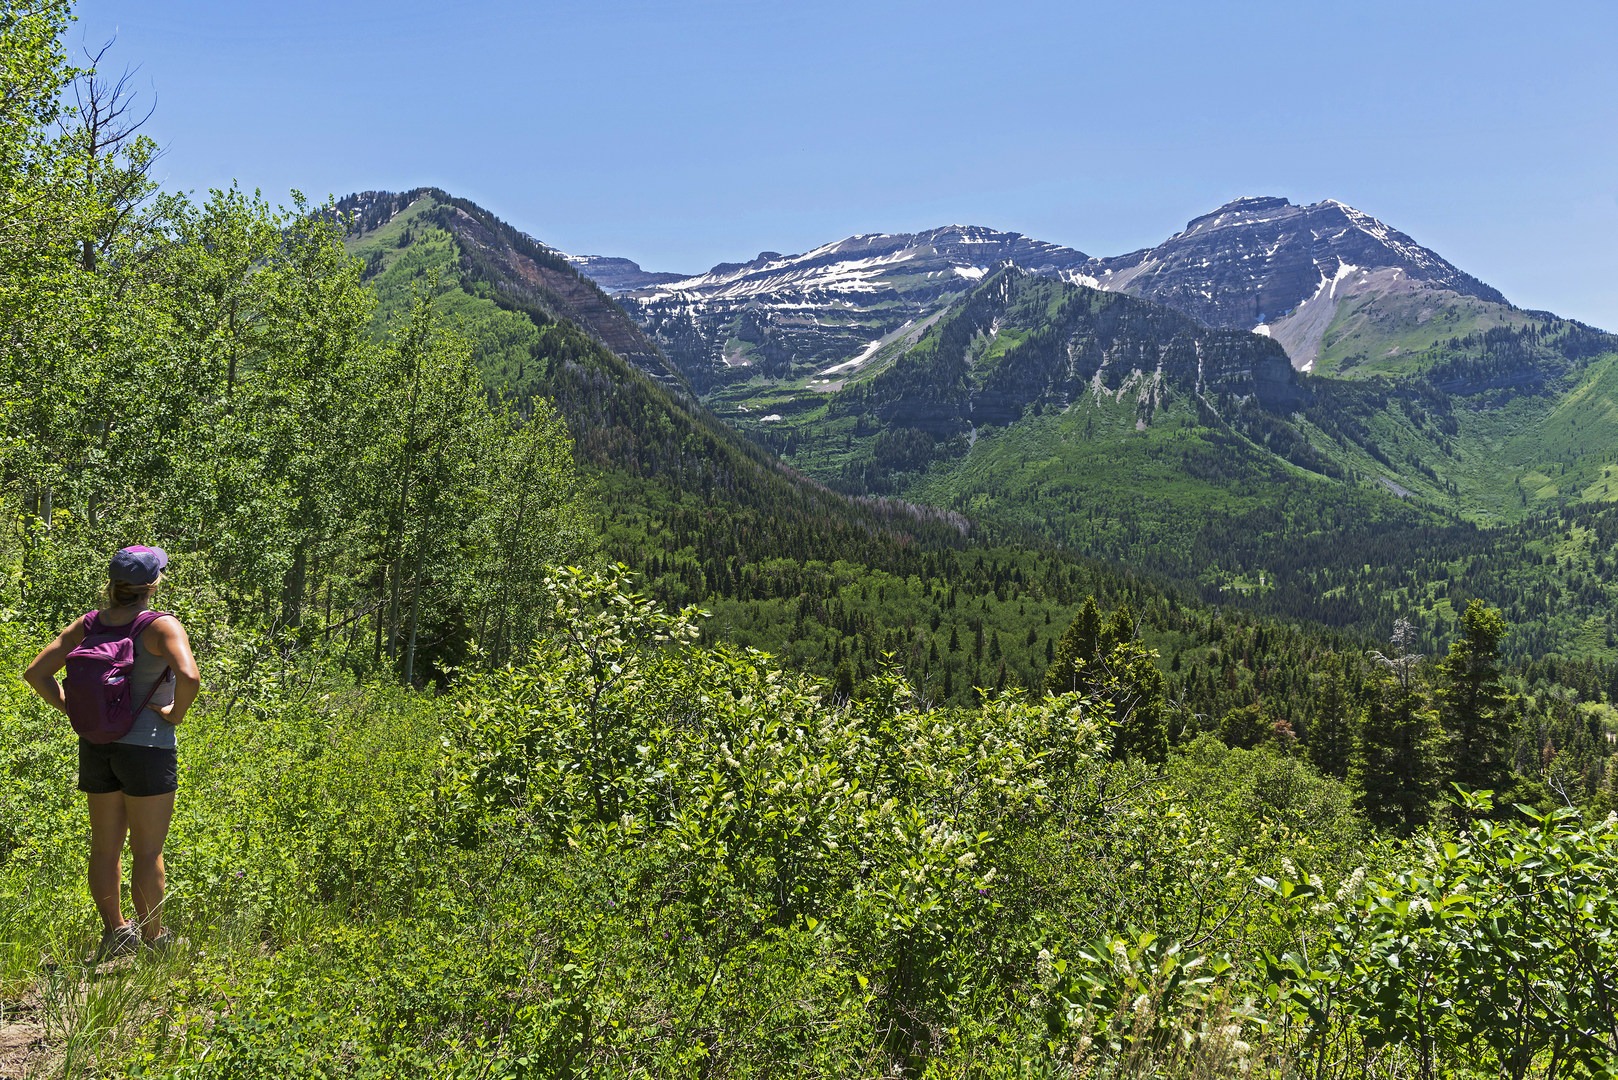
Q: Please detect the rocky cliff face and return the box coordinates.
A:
[1077,196,1512,370]
[603,226,1091,391]
[564,255,689,294]
[836,268,1302,444]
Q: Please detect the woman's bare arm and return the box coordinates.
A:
[143,616,201,725]
[23,616,88,715]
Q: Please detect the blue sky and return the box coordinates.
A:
[70,1,1618,329]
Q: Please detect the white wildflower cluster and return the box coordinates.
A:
[1334,866,1368,903]
[1035,947,1055,984]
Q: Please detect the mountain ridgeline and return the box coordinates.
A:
[602,225,1092,393]
[339,188,684,386]
[1090,197,1618,396]
[340,187,1618,674]
[588,195,1612,389]
[1089,195,1508,313]
[336,189,988,604]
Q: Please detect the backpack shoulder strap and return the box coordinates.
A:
[81,610,101,636]
[131,610,176,712]
[131,610,170,636]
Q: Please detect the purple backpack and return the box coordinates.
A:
[63,610,173,744]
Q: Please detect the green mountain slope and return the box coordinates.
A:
[1517,353,1618,501]
[739,269,1307,487]
[1284,328,1618,526]
[715,266,1618,661]
[1311,277,1538,377]
[742,267,1388,530]
[342,189,685,385]
[338,190,974,595]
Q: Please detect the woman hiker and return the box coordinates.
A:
[23,546,201,960]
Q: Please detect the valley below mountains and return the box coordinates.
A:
[340,187,1618,672]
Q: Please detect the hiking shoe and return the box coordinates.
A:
[141,929,177,956]
[91,922,140,963]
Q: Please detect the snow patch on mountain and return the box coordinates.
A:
[822,338,886,376]
[632,225,1089,304]
[624,227,1092,388]
[1330,261,1360,297]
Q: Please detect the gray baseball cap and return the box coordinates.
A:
[109,546,168,585]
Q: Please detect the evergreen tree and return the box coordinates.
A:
[1102,601,1136,654]
[1045,595,1102,694]
[1353,622,1445,832]
[1047,597,1168,762]
[1095,639,1170,764]
[1308,657,1356,781]
[1436,599,1513,794]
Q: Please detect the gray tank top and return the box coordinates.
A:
[99,611,178,750]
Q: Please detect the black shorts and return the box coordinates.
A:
[77,740,178,797]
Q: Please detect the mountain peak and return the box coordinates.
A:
[626,226,1088,302]
[1227,195,1292,210]
[1183,195,1294,232]
[1085,195,1509,367]
[338,187,685,385]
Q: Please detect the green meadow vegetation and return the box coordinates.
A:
[6,568,1618,1076]
[3,4,1618,1076]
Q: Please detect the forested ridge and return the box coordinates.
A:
[3,6,1618,1076]
[727,265,1618,666]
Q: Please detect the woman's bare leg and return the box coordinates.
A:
[125,791,175,940]
[86,792,129,932]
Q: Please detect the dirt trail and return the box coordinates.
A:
[0,990,45,1079]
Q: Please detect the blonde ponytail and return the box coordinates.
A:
[105,573,162,608]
